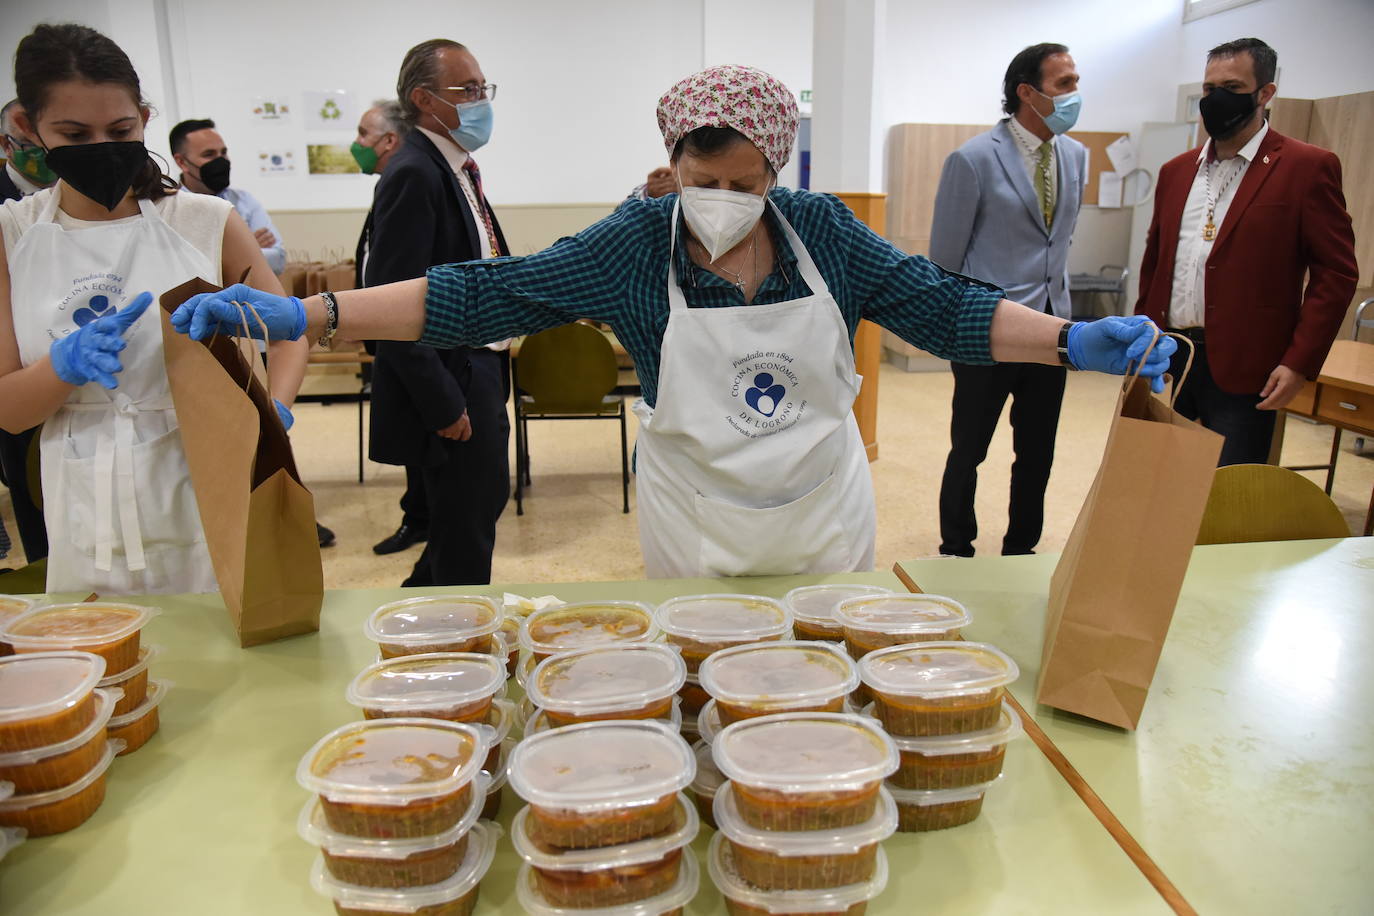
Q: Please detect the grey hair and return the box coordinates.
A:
[0,99,21,136]
[371,98,410,137]
[396,39,466,125]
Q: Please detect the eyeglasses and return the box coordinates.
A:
[436,84,497,102]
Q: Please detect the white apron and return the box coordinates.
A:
[634,200,876,578]
[10,189,219,594]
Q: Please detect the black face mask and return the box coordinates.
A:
[196,156,231,193]
[43,140,149,211]
[1198,87,1260,141]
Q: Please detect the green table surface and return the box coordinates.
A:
[0,571,1172,915]
[895,537,1374,916]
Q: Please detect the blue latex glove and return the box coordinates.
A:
[273,399,295,431]
[1066,316,1178,393]
[49,292,154,389]
[169,283,307,342]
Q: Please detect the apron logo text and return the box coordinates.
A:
[727,350,806,439]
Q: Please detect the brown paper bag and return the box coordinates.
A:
[1036,337,1222,729]
[323,259,356,293]
[159,278,323,646]
[278,262,307,298]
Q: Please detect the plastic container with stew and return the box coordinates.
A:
[519,601,658,663]
[510,794,698,908]
[0,596,37,656]
[711,713,898,832]
[4,603,156,675]
[526,644,686,727]
[480,699,515,774]
[654,595,791,673]
[858,642,1018,737]
[508,719,695,849]
[679,673,710,717]
[347,652,506,724]
[712,781,896,891]
[297,719,486,839]
[833,595,970,660]
[0,687,118,792]
[481,738,513,822]
[0,739,122,836]
[495,616,521,676]
[888,778,1000,832]
[310,819,501,916]
[688,739,724,830]
[873,702,1020,790]
[708,830,889,915]
[699,641,858,725]
[365,596,502,659]
[523,698,683,740]
[515,843,700,916]
[783,584,893,643]
[0,650,105,751]
[97,644,157,716]
[300,771,490,890]
[107,679,169,756]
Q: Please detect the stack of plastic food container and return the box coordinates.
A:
[781,584,894,643]
[858,641,1021,831]
[509,720,700,915]
[364,596,504,660]
[708,713,898,913]
[3,603,166,756]
[0,652,124,836]
[654,594,792,736]
[833,594,971,661]
[296,718,500,914]
[344,652,516,822]
[522,644,686,737]
[515,600,659,685]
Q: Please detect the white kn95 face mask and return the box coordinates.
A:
[677,170,770,262]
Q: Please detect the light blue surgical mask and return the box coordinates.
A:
[1032,88,1081,135]
[426,90,494,152]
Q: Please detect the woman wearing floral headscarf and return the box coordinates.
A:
[172,65,1173,578]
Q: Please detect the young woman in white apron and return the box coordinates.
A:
[172,65,1175,579]
[0,23,307,594]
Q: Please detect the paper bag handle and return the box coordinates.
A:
[207,268,276,397]
[1121,327,1194,409]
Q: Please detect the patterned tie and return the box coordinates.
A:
[1036,142,1053,230]
[461,158,502,257]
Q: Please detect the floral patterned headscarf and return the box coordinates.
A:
[656,65,800,173]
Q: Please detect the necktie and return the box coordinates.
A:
[1036,142,1053,230]
[461,158,502,257]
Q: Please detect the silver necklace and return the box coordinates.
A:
[696,230,758,293]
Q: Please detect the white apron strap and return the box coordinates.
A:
[666,200,689,313]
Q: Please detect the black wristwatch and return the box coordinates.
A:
[1057,322,1078,370]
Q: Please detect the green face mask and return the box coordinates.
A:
[8,141,57,185]
[349,140,380,175]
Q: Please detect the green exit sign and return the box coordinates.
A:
[800,89,813,103]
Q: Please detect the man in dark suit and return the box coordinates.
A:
[0,99,54,562]
[366,39,510,586]
[1135,38,1357,465]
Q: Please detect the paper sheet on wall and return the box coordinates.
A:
[258,149,296,176]
[1098,172,1123,209]
[302,90,356,132]
[1106,135,1137,175]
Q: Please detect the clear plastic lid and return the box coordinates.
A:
[519,601,658,656]
[783,584,893,629]
[885,776,1001,807]
[0,650,106,725]
[523,698,683,739]
[298,771,490,858]
[0,740,123,811]
[0,596,37,630]
[296,718,485,807]
[698,641,858,708]
[107,679,169,729]
[96,645,159,688]
[714,782,897,854]
[510,793,698,871]
[508,719,696,812]
[0,825,23,863]
[346,652,507,714]
[309,819,501,914]
[712,712,898,793]
[690,740,725,796]
[699,698,869,744]
[833,594,971,634]
[0,687,119,766]
[868,701,1021,754]
[516,840,700,916]
[858,641,1019,699]
[364,595,502,647]
[3,603,157,649]
[654,594,791,642]
[526,644,687,716]
[708,831,888,913]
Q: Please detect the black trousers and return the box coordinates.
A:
[0,426,48,562]
[939,361,1067,557]
[1166,332,1275,466]
[402,352,510,587]
[399,464,429,530]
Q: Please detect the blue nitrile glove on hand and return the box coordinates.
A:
[49,291,154,389]
[1066,316,1178,393]
[169,283,307,342]
[273,399,295,431]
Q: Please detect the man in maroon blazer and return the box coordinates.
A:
[1135,38,1358,465]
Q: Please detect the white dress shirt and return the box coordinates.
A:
[1168,121,1269,329]
[1007,115,1057,211]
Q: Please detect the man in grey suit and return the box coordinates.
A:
[930,43,1087,557]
